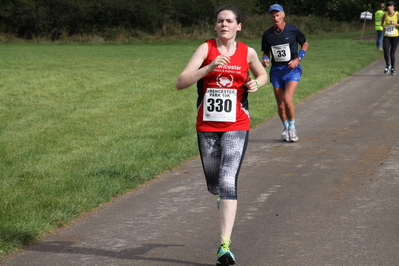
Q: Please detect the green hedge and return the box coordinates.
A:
[0,0,377,40]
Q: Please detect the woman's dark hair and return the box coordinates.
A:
[215,5,242,24]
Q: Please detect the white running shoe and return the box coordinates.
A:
[281,129,289,141]
[288,129,298,142]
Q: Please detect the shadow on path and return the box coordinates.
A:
[28,242,211,266]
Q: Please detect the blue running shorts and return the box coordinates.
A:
[270,64,302,89]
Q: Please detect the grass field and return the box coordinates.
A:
[0,30,382,258]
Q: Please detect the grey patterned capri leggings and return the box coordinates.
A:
[197,130,249,200]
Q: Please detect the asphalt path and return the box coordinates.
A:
[2,55,399,266]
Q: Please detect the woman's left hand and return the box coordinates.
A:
[245,76,258,93]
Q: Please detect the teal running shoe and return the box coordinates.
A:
[216,239,235,265]
[217,195,220,210]
[384,65,391,74]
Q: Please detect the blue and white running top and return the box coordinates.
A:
[261,23,306,66]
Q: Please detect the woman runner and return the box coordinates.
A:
[382,1,399,75]
[176,5,267,265]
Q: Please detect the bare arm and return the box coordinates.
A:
[246,47,268,93]
[288,41,309,69]
[381,13,386,29]
[300,41,309,53]
[176,43,231,90]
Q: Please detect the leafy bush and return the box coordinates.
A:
[0,0,377,41]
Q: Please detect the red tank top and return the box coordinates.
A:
[196,39,250,132]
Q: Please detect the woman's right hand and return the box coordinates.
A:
[212,54,231,69]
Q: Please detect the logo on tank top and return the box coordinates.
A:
[216,74,234,88]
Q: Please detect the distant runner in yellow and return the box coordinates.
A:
[382,1,399,75]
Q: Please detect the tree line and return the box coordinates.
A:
[0,0,378,40]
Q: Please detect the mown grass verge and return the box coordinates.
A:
[0,30,382,259]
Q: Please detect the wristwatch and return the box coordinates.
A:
[297,56,302,61]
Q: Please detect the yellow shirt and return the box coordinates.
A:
[384,11,399,37]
